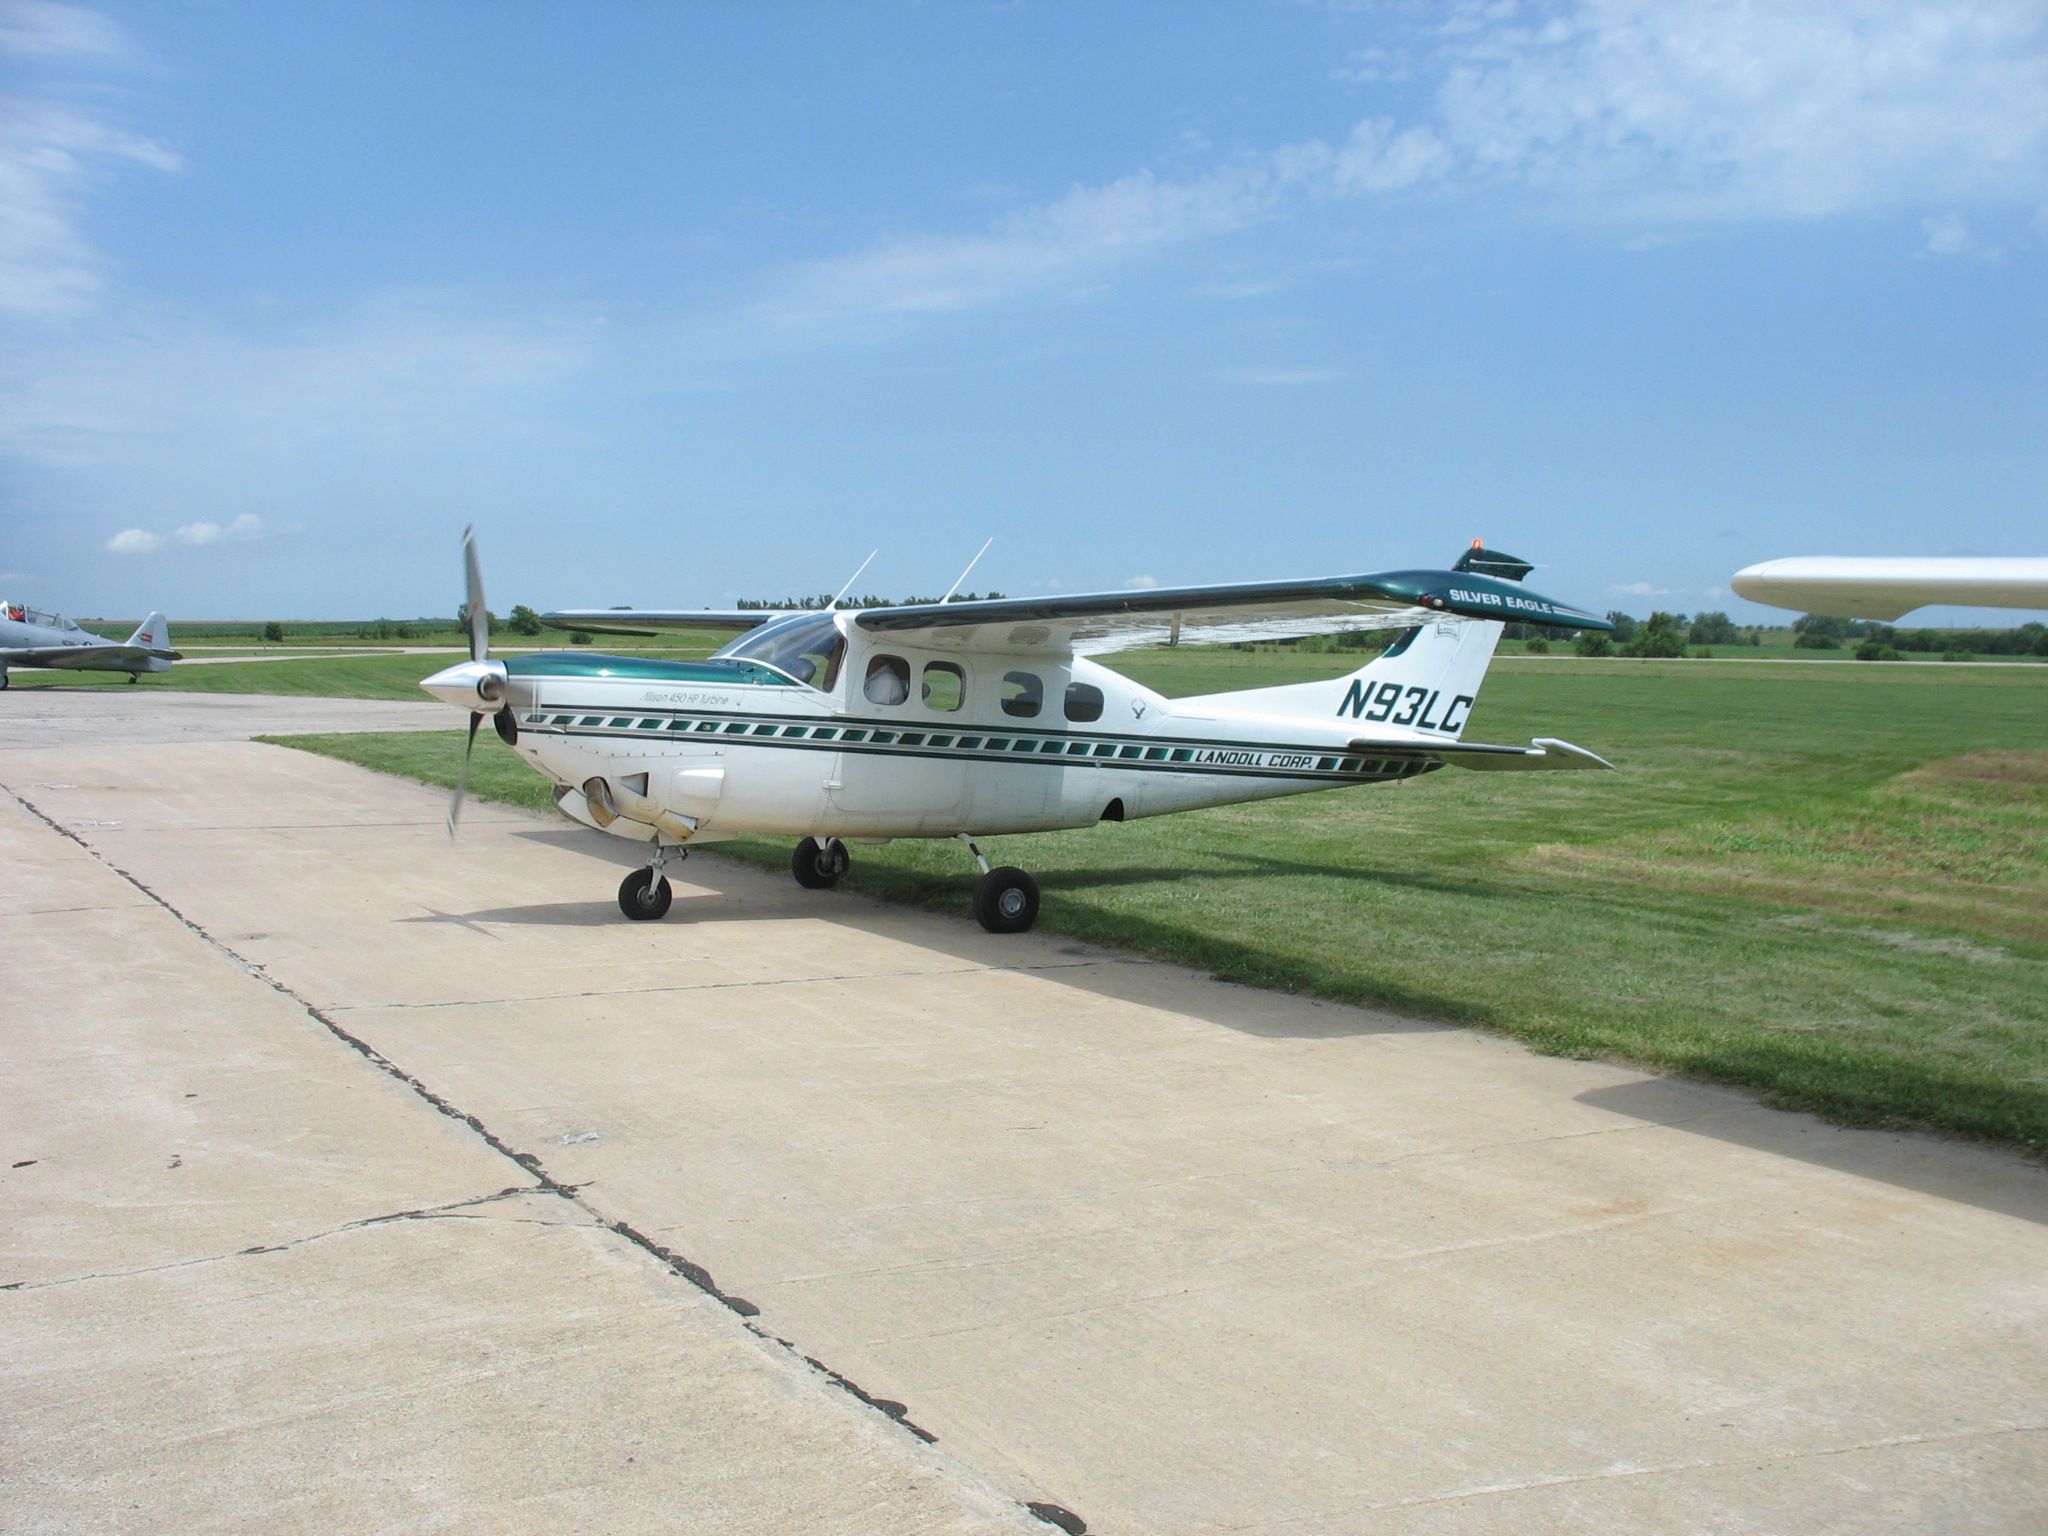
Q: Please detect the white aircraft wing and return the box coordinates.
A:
[851,567,1612,658]
[539,609,794,637]
[1731,557,2048,620]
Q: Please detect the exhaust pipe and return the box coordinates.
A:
[582,776,698,842]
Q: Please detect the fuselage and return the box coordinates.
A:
[462,612,1443,846]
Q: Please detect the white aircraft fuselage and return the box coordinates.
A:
[423,537,1611,931]
[470,638,1449,847]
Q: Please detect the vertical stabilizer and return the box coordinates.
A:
[127,613,170,652]
[1181,616,1503,739]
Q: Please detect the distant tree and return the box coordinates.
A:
[263,621,286,643]
[1523,636,1549,654]
[508,604,545,635]
[1575,632,1613,657]
[455,602,497,632]
[1854,640,1903,661]
[1793,613,1852,642]
[1621,611,1687,658]
[1793,631,1840,650]
[1687,610,1739,646]
[570,630,594,645]
[1604,610,1639,644]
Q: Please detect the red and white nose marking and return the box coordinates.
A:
[420,658,509,712]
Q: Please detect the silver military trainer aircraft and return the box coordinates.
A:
[423,533,1614,932]
[0,602,180,688]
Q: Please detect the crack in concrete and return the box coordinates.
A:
[5,783,1091,1534]
[3,1186,565,1292]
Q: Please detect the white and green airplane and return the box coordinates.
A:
[423,533,1614,932]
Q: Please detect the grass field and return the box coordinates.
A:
[249,648,2048,1155]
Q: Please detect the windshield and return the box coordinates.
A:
[713,612,846,690]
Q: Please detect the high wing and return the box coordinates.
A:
[540,609,792,638]
[851,563,1611,658]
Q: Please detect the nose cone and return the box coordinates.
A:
[420,658,508,711]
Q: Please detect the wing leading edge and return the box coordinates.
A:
[854,563,1610,657]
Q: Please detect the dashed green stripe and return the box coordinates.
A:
[522,709,1430,783]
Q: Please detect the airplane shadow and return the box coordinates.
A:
[1576,1078,2048,1228]
[436,829,2047,1223]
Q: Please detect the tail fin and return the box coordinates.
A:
[127,612,171,652]
[1179,543,1546,738]
[1182,616,1502,738]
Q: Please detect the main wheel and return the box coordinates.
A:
[618,867,673,921]
[974,866,1039,934]
[791,836,849,889]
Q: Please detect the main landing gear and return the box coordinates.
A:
[789,834,1040,934]
[791,835,850,889]
[618,846,686,921]
[960,834,1039,935]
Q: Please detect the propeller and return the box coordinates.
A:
[446,525,516,836]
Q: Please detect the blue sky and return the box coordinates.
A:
[3,0,2045,624]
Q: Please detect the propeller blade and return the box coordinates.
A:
[463,524,489,663]
[447,711,482,837]
[493,706,518,746]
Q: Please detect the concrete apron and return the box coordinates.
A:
[3,738,2044,1535]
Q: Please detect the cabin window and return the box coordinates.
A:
[1001,670,1042,718]
[1064,683,1105,723]
[864,654,910,706]
[921,661,965,712]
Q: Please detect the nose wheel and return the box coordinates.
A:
[618,846,685,921]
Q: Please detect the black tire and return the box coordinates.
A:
[618,867,673,921]
[791,836,849,889]
[974,866,1039,934]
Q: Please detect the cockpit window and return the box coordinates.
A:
[714,612,846,690]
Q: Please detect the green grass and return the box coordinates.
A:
[250,649,2047,1153]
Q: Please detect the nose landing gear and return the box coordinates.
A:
[618,846,686,921]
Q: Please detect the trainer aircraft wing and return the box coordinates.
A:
[852,564,1612,658]
[540,609,793,638]
[0,642,180,668]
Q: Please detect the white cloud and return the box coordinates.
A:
[770,2,2047,329]
[104,527,161,554]
[0,1,130,61]
[1606,580,1671,597]
[1423,0,2048,225]
[1125,574,1160,590]
[1,6,181,321]
[174,512,263,547]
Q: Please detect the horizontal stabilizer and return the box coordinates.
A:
[1348,735,1614,772]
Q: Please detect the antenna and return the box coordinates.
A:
[939,537,994,604]
[828,549,878,610]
